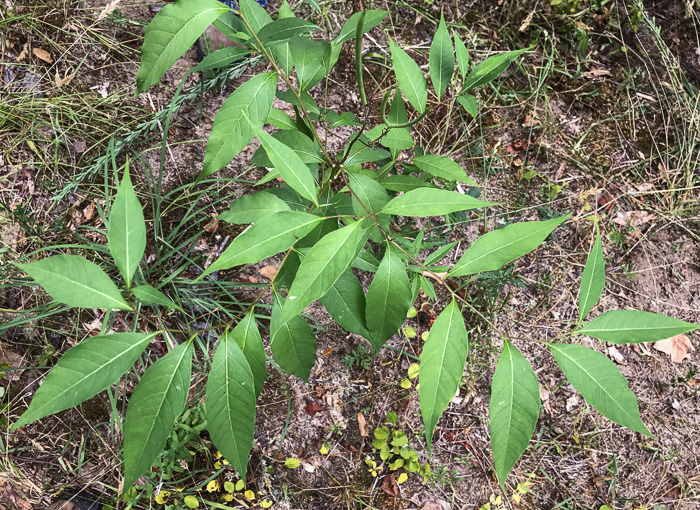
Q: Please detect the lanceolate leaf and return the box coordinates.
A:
[17,255,132,310]
[319,270,371,340]
[280,221,369,324]
[255,18,319,47]
[549,343,651,436]
[249,120,320,206]
[193,47,250,72]
[108,165,146,288]
[453,30,469,81]
[231,308,266,398]
[577,310,700,344]
[389,37,427,113]
[347,173,389,216]
[490,341,540,489]
[239,0,272,33]
[457,94,478,118]
[290,36,331,91]
[217,191,291,225]
[123,341,194,489]
[449,215,569,277]
[136,0,230,92]
[419,299,468,451]
[335,10,389,45]
[270,291,316,381]
[462,48,528,92]
[13,333,157,429]
[578,227,605,323]
[380,188,496,217]
[412,154,476,184]
[251,130,324,167]
[366,244,412,350]
[429,13,454,101]
[206,331,256,477]
[132,285,184,312]
[200,211,323,279]
[203,72,277,178]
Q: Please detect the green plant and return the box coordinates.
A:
[365,413,430,482]
[341,345,374,370]
[10,0,700,496]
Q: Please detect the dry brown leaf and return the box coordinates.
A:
[583,68,611,78]
[0,347,23,381]
[607,345,626,364]
[357,413,369,437]
[97,0,122,21]
[55,69,75,87]
[422,270,447,281]
[259,265,277,280]
[654,334,694,363]
[613,210,655,227]
[33,47,53,63]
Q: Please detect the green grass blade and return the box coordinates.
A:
[13,333,157,429]
[419,299,468,451]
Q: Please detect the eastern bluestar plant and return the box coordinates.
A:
[12,0,699,495]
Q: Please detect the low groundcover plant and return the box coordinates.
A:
[12,0,699,496]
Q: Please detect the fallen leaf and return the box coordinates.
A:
[607,345,626,364]
[381,473,398,497]
[248,276,258,283]
[72,140,87,153]
[55,69,75,87]
[304,401,324,416]
[0,348,23,382]
[613,210,655,227]
[357,413,369,437]
[654,334,694,363]
[33,47,53,63]
[259,265,276,280]
[583,68,611,78]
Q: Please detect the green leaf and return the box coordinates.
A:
[279,221,369,324]
[389,37,427,113]
[12,333,157,429]
[347,173,389,216]
[549,343,651,436]
[239,0,272,33]
[132,285,184,313]
[578,227,605,323]
[290,36,331,91]
[251,130,324,167]
[490,341,540,489]
[217,191,291,224]
[412,154,476,184]
[378,175,435,192]
[449,215,569,277]
[319,270,371,340]
[380,188,495,217]
[200,211,323,279]
[365,124,414,151]
[453,30,469,81]
[108,166,146,289]
[270,291,316,381]
[462,48,527,92]
[457,94,478,118]
[17,255,132,310]
[231,308,266,399]
[366,244,413,350]
[123,341,194,489]
[267,107,297,130]
[248,118,319,206]
[203,72,277,178]
[136,0,230,92]
[429,13,454,101]
[343,145,391,166]
[256,18,319,47]
[419,299,468,451]
[206,331,256,477]
[577,310,700,344]
[335,10,389,45]
[193,46,250,72]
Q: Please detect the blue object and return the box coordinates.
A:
[219,0,269,8]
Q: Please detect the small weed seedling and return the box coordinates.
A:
[10,0,700,497]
